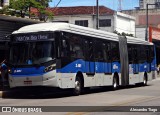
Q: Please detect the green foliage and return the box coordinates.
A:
[0,6,9,14]
[114,30,134,37]
[9,0,53,21]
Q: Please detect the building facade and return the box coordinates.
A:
[122,8,160,39]
[139,0,160,9]
[40,6,135,36]
[0,0,9,8]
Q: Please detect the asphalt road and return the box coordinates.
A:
[0,78,160,115]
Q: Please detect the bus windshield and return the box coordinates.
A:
[9,41,55,66]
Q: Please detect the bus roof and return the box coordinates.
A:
[12,22,153,45]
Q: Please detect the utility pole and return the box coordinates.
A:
[145,3,160,41]
[96,0,99,29]
[145,4,148,41]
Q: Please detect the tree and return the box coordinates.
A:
[9,0,53,21]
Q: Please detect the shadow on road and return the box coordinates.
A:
[2,84,152,99]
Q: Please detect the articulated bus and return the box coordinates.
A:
[8,23,156,95]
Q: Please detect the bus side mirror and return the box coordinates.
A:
[1,63,7,70]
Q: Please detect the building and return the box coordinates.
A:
[122,1,160,39]
[0,14,41,63]
[139,0,160,9]
[0,0,9,8]
[122,1,160,64]
[31,6,135,36]
[122,8,160,39]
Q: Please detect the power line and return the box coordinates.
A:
[53,0,62,12]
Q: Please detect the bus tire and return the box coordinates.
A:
[72,76,82,96]
[113,75,119,90]
[143,73,147,86]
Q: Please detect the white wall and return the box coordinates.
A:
[142,0,156,9]
[3,0,9,6]
[135,27,146,40]
[53,15,94,28]
[115,12,135,36]
[52,12,136,36]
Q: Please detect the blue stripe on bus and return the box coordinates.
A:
[56,59,121,73]
[10,58,156,77]
[139,62,148,72]
[11,66,45,76]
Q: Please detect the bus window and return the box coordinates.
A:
[150,46,155,62]
[102,43,107,61]
[10,43,28,65]
[139,45,147,63]
[111,42,120,62]
[61,33,70,57]
[105,42,111,62]
[94,40,104,61]
[145,45,150,63]
[128,44,133,64]
[69,34,84,59]
[132,45,138,63]
[84,38,94,61]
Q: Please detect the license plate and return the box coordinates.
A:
[24,80,32,85]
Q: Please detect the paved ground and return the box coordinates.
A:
[0,77,160,115]
[0,75,160,98]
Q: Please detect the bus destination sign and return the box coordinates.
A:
[13,33,52,42]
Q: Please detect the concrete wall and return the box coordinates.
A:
[115,12,136,36]
[52,12,136,35]
[53,15,94,28]
[122,9,160,26]
[140,0,156,9]
[135,27,146,40]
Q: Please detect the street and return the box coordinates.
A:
[0,78,160,115]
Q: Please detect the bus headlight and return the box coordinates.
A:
[8,68,12,74]
[44,64,56,73]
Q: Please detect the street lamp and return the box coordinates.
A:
[146,3,160,41]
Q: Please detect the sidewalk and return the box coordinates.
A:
[0,83,10,98]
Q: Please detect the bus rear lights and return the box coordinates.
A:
[44,64,56,72]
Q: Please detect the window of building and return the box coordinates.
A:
[99,19,111,27]
[75,20,88,27]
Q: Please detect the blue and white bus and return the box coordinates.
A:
[8,23,156,95]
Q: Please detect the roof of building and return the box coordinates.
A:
[31,6,115,16]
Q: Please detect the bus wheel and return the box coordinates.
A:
[72,77,82,96]
[113,76,118,90]
[143,74,147,86]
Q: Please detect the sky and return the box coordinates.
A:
[49,0,139,11]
